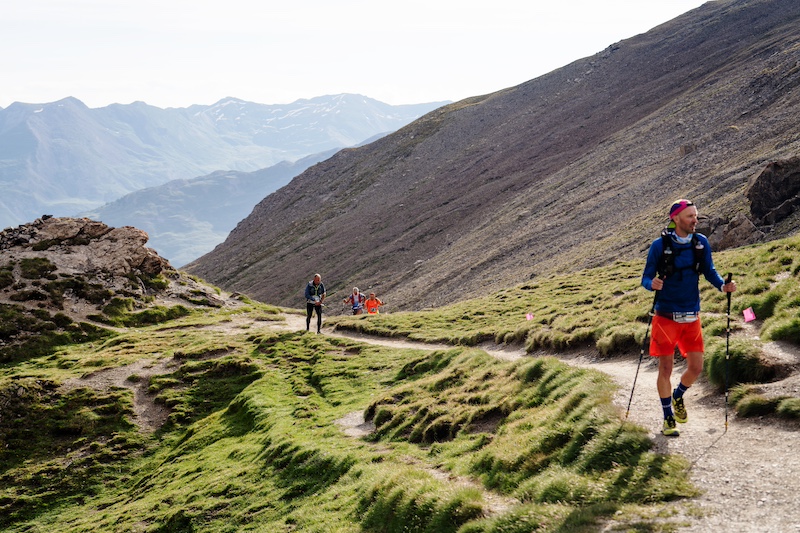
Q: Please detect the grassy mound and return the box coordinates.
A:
[4,233,800,531]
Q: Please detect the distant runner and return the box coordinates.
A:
[641,199,736,436]
[304,273,326,333]
[364,292,384,314]
[343,287,366,315]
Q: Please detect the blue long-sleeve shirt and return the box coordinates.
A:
[641,232,725,314]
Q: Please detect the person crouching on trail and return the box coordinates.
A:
[305,273,326,333]
[364,292,384,314]
[641,199,736,437]
[343,287,365,315]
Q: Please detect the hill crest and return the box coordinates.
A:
[186,0,800,310]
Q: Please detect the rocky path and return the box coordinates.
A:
[314,315,800,532]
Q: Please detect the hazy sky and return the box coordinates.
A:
[2,0,709,109]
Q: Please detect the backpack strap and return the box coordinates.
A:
[690,234,705,274]
[657,230,675,278]
[657,230,705,278]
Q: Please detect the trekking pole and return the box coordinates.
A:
[625,285,660,419]
[724,272,733,432]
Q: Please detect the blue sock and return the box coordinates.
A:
[661,397,673,419]
[673,382,689,399]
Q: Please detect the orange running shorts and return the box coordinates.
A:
[649,314,704,357]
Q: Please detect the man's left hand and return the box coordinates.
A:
[722,281,737,293]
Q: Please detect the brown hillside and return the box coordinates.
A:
[186,0,800,310]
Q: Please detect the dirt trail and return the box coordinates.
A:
[62,358,175,433]
[68,311,800,531]
[312,314,800,532]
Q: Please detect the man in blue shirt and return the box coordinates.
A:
[642,199,736,436]
[304,273,326,333]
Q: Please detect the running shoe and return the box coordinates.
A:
[672,396,688,423]
[662,415,680,436]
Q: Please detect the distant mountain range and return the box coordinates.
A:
[0,94,448,230]
[80,148,340,266]
[186,0,800,310]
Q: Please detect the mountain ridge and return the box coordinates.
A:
[0,94,447,228]
[80,148,342,266]
[186,0,800,310]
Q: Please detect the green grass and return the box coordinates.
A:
[3,233,800,531]
[332,235,800,347]
[331,233,800,416]
[0,303,696,532]
[89,302,192,327]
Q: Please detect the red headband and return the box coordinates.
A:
[669,199,694,220]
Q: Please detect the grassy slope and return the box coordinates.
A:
[333,233,800,410]
[1,311,691,532]
[2,234,800,532]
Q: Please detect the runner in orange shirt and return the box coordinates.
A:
[364,292,384,314]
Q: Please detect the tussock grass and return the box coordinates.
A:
[4,234,800,530]
[332,233,800,416]
[704,338,777,393]
[1,302,695,532]
[729,384,800,420]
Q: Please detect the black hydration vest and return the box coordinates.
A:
[657,229,705,279]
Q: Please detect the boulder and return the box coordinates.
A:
[35,217,112,242]
[707,213,765,251]
[746,157,800,224]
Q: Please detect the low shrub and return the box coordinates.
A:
[20,257,57,279]
[103,297,135,317]
[0,268,13,289]
[735,394,781,417]
[776,398,800,419]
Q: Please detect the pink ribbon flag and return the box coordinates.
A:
[743,307,756,322]
[526,313,534,321]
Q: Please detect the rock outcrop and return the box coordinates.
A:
[705,213,766,251]
[0,217,227,321]
[746,157,800,225]
[1,216,171,277]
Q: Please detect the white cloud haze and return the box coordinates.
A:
[1,0,709,108]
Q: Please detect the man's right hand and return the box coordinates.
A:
[651,277,664,291]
